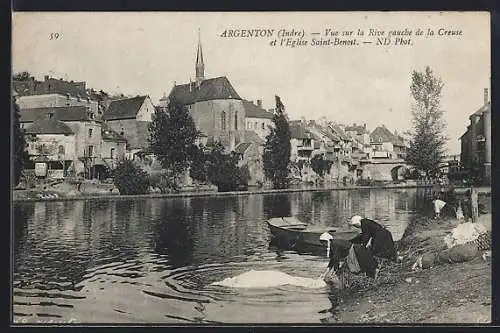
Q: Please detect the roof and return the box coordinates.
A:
[242,100,274,119]
[471,102,490,117]
[101,123,127,142]
[393,134,406,147]
[19,106,91,123]
[289,123,311,139]
[13,77,89,98]
[370,126,396,144]
[168,76,241,106]
[235,142,252,154]
[244,130,265,145]
[344,123,369,135]
[329,125,350,141]
[25,118,74,135]
[103,96,147,120]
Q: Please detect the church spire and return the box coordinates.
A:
[195,28,205,86]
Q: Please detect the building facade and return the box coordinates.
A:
[460,88,491,185]
[102,95,155,151]
[243,99,274,140]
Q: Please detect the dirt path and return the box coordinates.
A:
[325,216,492,324]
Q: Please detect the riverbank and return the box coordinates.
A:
[325,213,492,324]
[12,182,490,203]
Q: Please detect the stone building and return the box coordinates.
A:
[166,33,266,186]
[24,118,77,179]
[243,99,274,140]
[460,88,491,185]
[102,95,155,151]
[20,106,104,178]
[369,125,406,159]
[13,75,99,115]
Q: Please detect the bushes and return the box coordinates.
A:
[149,171,179,193]
[113,159,150,195]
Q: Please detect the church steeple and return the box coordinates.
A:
[195,29,205,86]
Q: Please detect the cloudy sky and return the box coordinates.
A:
[12,11,490,154]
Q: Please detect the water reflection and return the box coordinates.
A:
[14,188,427,324]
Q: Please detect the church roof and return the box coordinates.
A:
[25,118,74,135]
[103,96,148,120]
[168,76,242,105]
[242,100,274,119]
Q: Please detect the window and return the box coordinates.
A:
[221,111,226,130]
[120,128,124,136]
[262,122,265,130]
[235,113,238,130]
[88,145,94,157]
[58,145,65,155]
[110,148,115,159]
[88,128,93,138]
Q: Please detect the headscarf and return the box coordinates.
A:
[319,232,333,258]
[349,215,363,228]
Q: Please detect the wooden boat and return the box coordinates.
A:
[267,216,361,248]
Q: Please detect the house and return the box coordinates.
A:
[19,106,104,179]
[235,132,266,187]
[102,95,155,150]
[243,99,274,140]
[345,123,371,157]
[101,123,127,171]
[369,125,401,159]
[460,88,491,185]
[13,75,99,115]
[24,117,77,179]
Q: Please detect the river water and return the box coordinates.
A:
[13,188,431,324]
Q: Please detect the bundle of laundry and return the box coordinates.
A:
[412,225,491,270]
[443,221,489,249]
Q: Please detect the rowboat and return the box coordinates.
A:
[267,216,362,248]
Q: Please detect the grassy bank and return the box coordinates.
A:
[324,214,492,324]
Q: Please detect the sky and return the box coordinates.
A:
[12,11,490,154]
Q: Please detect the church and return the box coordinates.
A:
[165,34,268,186]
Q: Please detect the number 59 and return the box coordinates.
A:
[49,33,60,40]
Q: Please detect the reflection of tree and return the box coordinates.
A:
[152,200,195,268]
[263,194,292,218]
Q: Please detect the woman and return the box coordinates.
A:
[348,215,397,262]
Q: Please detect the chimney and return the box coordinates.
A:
[44,75,49,81]
[257,99,262,108]
[484,88,489,105]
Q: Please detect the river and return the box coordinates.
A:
[13,188,431,324]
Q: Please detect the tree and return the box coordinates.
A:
[13,71,31,81]
[310,154,333,178]
[13,100,29,186]
[405,66,447,177]
[263,96,291,189]
[204,142,248,192]
[148,97,200,181]
[113,159,150,195]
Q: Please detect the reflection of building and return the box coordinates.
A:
[459,88,491,185]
